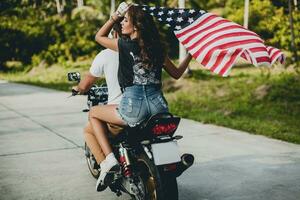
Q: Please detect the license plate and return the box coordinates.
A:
[151,141,181,165]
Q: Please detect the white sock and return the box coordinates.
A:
[105,153,118,168]
[100,160,107,170]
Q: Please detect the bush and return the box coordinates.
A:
[224,0,300,59]
[0,2,103,70]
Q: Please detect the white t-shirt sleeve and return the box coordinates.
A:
[89,51,106,77]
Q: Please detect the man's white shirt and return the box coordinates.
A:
[89,49,122,105]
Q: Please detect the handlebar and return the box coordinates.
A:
[70,89,88,96]
[69,84,108,107]
[71,89,79,96]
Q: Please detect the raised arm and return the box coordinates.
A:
[163,53,193,80]
[95,13,119,51]
[95,2,130,51]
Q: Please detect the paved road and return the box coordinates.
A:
[0,80,300,200]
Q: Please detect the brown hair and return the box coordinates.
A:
[112,22,122,37]
[127,6,165,69]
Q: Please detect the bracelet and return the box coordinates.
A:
[110,16,117,23]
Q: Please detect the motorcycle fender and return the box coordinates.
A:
[151,141,181,165]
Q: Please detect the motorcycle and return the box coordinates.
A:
[68,72,194,200]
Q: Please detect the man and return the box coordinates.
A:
[72,23,122,167]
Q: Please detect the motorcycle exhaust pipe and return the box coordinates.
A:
[175,153,194,177]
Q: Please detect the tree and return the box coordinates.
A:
[77,0,84,7]
[55,0,64,15]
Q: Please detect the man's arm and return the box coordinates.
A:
[163,54,193,80]
[72,73,97,94]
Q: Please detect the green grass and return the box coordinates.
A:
[164,68,300,144]
[1,62,300,144]
[0,61,104,91]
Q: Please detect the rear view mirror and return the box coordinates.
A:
[67,72,81,82]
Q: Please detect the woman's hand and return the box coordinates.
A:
[115,2,131,17]
[95,2,131,51]
[163,53,193,80]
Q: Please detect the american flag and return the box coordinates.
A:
[140,5,285,76]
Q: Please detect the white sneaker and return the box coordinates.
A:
[96,156,120,191]
[95,160,108,192]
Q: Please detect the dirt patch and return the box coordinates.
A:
[163,79,182,93]
[216,88,227,97]
[254,84,271,100]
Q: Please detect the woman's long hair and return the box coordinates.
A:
[127,6,165,69]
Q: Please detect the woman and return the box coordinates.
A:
[91,2,192,191]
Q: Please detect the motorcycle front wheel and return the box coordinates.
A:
[136,152,164,200]
[84,143,100,179]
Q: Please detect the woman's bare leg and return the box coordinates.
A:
[91,104,125,190]
[89,104,125,156]
[84,122,105,164]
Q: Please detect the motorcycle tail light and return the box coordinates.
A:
[152,123,178,136]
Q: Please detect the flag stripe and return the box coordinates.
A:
[249,47,267,52]
[196,39,263,65]
[198,41,267,66]
[219,49,242,76]
[185,32,259,53]
[175,14,217,38]
[213,49,238,75]
[256,57,271,63]
[180,19,229,44]
[181,24,253,46]
[209,50,227,71]
[270,51,282,63]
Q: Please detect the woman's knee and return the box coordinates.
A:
[84,122,93,135]
[89,106,100,119]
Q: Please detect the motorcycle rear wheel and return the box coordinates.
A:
[161,175,178,200]
[85,143,100,179]
[136,152,164,200]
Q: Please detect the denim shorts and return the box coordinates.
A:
[117,84,169,127]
